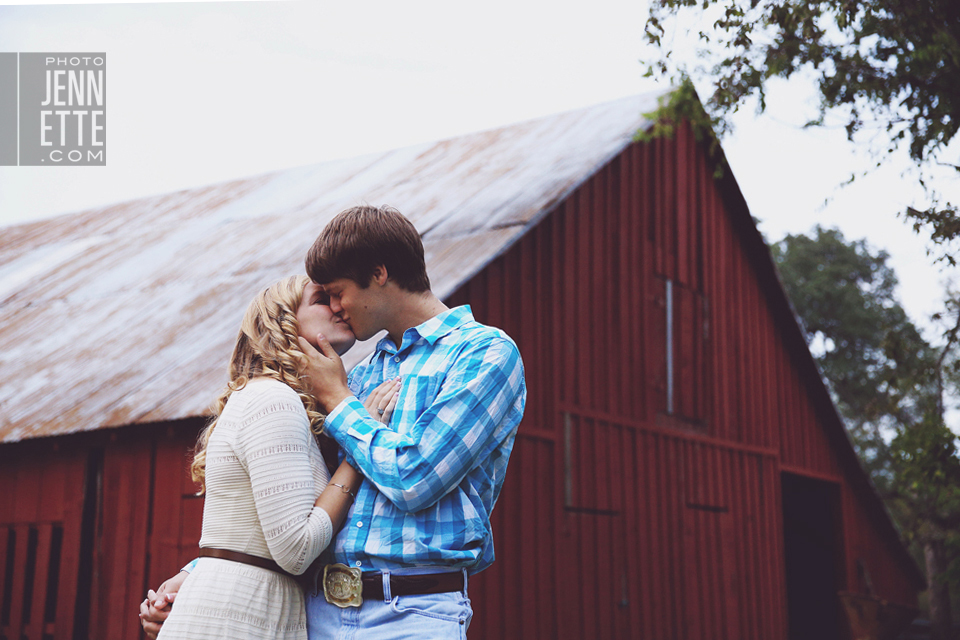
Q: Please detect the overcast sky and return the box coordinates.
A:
[2,0,958,346]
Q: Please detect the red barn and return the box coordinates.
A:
[0,91,922,640]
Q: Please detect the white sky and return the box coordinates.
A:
[1,0,957,347]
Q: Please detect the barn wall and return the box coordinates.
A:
[0,420,203,640]
[90,423,202,640]
[448,125,919,639]
[842,482,920,606]
[0,443,86,640]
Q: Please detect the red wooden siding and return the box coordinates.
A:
[92,439,152,639]
[841,483,919,606]
[0,447,86,640]
[145,428,207,591]
[90,427,202,639]
[448,124,919,638]
[0,423,203,640]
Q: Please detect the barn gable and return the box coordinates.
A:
[0,91,922,640]
[445,124,923,638]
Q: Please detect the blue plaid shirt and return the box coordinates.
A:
[324,305,525,574]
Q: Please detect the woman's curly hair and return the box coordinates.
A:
[191,275,325,494]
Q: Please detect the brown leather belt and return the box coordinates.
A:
[199,547,294,578]
[360,571,464,600]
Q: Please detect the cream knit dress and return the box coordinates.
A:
[157,378,334,640]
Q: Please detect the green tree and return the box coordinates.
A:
[773,226,960,639]
[644,0,960,261]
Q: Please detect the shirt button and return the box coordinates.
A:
[357,521,363,528]
[393,356,400,363]
[355,561,362,567]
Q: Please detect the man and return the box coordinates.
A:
[141,205,525,639]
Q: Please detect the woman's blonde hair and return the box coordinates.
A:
[191,275,324,493]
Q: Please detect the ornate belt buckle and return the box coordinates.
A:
[323,563,363,608]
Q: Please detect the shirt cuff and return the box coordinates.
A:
[324,395,375,444]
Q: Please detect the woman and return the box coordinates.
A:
[154,275,398,640]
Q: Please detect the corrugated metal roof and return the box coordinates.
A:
[0,91,661,443]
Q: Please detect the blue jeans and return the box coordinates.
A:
[306,569,473,640]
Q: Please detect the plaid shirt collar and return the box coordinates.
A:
[374,305,474,354]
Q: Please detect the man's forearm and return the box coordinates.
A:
[324,339,524,511]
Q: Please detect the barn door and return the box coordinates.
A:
[677,443,788,640]
[557,411,632,639]
[649,277,710,427]
[781,472,844,640]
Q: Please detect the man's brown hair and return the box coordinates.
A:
[306,205,431,292]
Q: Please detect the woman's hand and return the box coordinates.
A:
[362,377,401,423]
[139,571,187,639]
[298,335,351,412]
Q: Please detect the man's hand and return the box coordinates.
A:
[139,571,187,639]
[298,334,352,412]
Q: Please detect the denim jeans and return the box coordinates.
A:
[306,570,473,640]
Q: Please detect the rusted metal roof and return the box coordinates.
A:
[0,91,661,442]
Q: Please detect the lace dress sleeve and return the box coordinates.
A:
[234,380,333,575]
